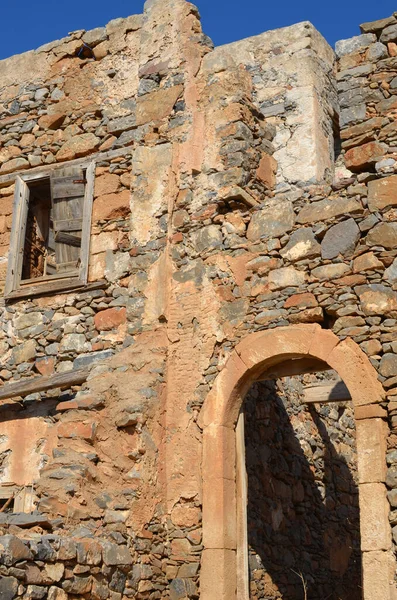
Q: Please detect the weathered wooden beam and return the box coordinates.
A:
[5,279,107,302]
[0,146,132,188]
[257,358,332,381]
[0,368,90,402]
[303,380,351,404]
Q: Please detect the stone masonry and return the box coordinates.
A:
[0,2,396,599]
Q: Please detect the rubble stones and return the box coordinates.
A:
[0,4,397,599]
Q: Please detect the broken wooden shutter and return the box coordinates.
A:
[5,176,30,295]
[50,166,85,275]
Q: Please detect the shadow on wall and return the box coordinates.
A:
[245,379,361,600]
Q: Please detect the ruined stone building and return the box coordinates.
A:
[1,0,397,598]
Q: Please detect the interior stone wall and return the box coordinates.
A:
[245,376,361,600]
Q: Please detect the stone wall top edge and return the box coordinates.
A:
[0,11,143,88]
[214,20,334,66]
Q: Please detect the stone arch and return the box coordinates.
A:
[199,324,395,600]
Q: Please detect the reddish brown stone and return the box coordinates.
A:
[94,307,127,331]
[56,133,100,161]
[58,421,97,442]
[172,232,183,243]
[388,42,397,56]
[344,141,385,171]
[368,174,397,212]
[38,113,66,130]
[56,400,79,412]
[288,307,323,323]
[94,173,120,198]
[333,274,367,286]
[284,293,318,309]
[136,85,183,125]
[171,505,201,528]
[256,154,277,189]
[92,190,130,221]
[35,357,55,376]
[355,405,387,420]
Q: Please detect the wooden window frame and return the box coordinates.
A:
[0,484,35,513]
[5,161,95,300]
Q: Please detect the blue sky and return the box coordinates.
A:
[0,0,396,61]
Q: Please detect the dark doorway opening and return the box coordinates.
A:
[245,372,362,600]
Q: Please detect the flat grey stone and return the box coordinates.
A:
[191,225,223,253]
[247,199,295,241]
[0,512,51,529]
[367,42,388,61]
[82,27,107,46]
[102,542,132,566]
[384,259,397,282]
[311,264,350,280]
[107,114,136,135]
[73,350,114,370]
[337,63,374,80]
[335,33,376,57]
[380,24,397,43]
[0,577,18,600]
[14,312,43,330]
[260,103,285,117]
[380,353,397,377]
[321,218,360,259]
[340,104,366,127]
[297,197,362,224]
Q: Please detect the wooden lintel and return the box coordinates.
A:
[257,358,332,381]
[0,368,90,402]
[0,146,133,188]
[303,380,351,404]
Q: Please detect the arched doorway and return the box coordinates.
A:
[199,324,395,600]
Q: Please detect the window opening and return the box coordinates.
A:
[0,494,14,513]
[21,170,86,284]
[5,161,94,298]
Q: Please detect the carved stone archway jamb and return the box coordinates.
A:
[199,324,396,600]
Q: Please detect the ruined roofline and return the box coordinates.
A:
[0,2,394,70]
[0,14,143,62]
[217,20,334,56]
[0,9,336,78]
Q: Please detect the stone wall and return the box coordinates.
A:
[0,2,397,599]
[245,375,360,600]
